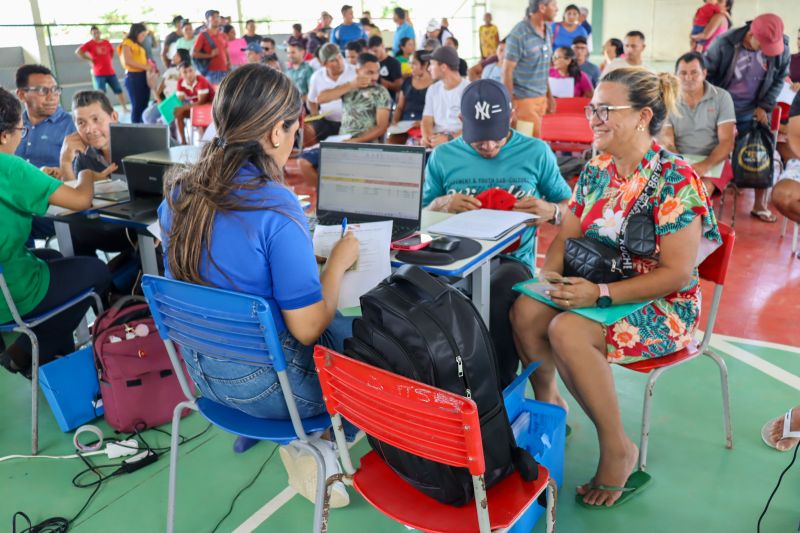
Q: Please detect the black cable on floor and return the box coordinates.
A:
[757,443,799,532]
[210,444,280,533]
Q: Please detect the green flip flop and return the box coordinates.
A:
[575,470,652,510]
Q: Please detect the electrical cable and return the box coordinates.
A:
[210,444,280,533]
[10,423,213,532]
[757,443,799,533]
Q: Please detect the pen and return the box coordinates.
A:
[341,217,348,238]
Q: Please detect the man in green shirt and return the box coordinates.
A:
[317,52,391,143]
[285,41,314,101]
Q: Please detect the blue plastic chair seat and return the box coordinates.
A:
[0,288,97,332]
[196,397,332,445]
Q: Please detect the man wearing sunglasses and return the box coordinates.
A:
[422,79,571,388]
[15,64,75,179]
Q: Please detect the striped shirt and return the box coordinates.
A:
[505,19,552,99]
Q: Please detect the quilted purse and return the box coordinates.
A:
[563,151,667,283]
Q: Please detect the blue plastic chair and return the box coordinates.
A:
[0,263,104,455]
[140,274,333,533]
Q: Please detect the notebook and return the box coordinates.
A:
[426,209,537,241]
[513,279,651,325]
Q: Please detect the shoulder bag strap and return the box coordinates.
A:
[203,31,217,50]
[618,150,666,275]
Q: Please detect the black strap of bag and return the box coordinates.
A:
[617,152,664,275]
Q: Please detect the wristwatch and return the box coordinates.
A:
[596,283,612,308]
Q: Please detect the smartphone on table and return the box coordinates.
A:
[390,232,433,251]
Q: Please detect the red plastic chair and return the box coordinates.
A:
[313,346,556,533]
[622,223,735,471]
[554,96,591,114]
[189,104,213,144]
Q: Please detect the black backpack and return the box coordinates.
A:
[344,265,537,506]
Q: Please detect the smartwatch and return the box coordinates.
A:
[596,283,612,308]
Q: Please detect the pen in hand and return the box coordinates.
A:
[341,216,348,238]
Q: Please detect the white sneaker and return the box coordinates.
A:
[279,439,350,509]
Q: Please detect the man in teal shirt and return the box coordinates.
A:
[423,79,571,387]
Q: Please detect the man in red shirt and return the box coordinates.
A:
[192,10,230,85]
[174,61,215,144]
[76,26,129,112]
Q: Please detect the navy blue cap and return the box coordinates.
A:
[242,41,264,53]
[460,79,512,143]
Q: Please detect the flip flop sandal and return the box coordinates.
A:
[750,210,777,223]
[761,409,800,451]
[575,470,652,509]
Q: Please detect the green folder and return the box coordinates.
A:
[158,93,182,124]
[513,279,651,326]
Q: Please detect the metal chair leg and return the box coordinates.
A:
[26,329,39,456]
[545,477,557,533]
[166,400,196,533]
[639,368,665,471]
[705,350,733,449]
[292,439,327,533]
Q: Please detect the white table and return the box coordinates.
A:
[391,210,528,329]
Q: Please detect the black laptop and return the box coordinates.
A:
[315,142,426,241]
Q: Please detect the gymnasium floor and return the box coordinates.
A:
[1,189,798,532]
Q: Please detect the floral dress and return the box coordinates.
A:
[569,142,722,364]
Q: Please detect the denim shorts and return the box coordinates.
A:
[182,313,355,420]
[94,74,123,94]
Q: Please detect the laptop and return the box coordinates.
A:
[98,146,201,222]
[315,142,426,241]
[108,123,170,180]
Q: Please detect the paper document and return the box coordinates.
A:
[387,121,416,135]
[777,81,797,105]
[147,221,162,240]
[313,220,393,308]
[426,209,537,241]
[549,77,575,98]
[324,133,353,143]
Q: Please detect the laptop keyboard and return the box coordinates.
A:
[314,215,416,241]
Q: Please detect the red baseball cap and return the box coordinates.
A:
[751,14,785,57]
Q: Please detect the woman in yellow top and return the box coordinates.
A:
[119,23,152,123]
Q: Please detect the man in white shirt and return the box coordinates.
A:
[306,43,356,144]
[422,46,469,148]
[603,31,653,73]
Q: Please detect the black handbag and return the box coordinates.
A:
[563,151,665,283]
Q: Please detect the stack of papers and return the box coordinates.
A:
[387,121,416,135]
[426,209,537,241]
[313,220,393,308]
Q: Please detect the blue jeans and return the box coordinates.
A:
[125,71,150,123]
[182,313,355,420]
[206,70,228,85]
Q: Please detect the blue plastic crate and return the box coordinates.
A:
[38,346,103,432]
[503,364,567,532]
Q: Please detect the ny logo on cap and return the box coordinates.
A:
[475,101,503,120]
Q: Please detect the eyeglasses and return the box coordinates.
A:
[552,55,565,60]
[24,86,62,96]
[584,104,634,122]
[8,127,29,139]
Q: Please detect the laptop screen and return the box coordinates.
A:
[109,124,170,174]
[318,143,425,220]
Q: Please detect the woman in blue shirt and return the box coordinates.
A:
[158,64,359,508]
[551,4,589,49]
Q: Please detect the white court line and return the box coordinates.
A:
[713,333,800,355]
[232,486,297,533]
[711,337,800,391]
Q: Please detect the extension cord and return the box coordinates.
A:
[106,439,139,459]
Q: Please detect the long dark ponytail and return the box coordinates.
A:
[557,46,582,84]
[163,63,302,285]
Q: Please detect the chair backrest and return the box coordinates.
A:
[698,223,735,286]
[140,274,287,371]
[313,345,486,476]
[555,96,590,114]
[0,264,24,326]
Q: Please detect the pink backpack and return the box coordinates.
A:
[92,296,193,432]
